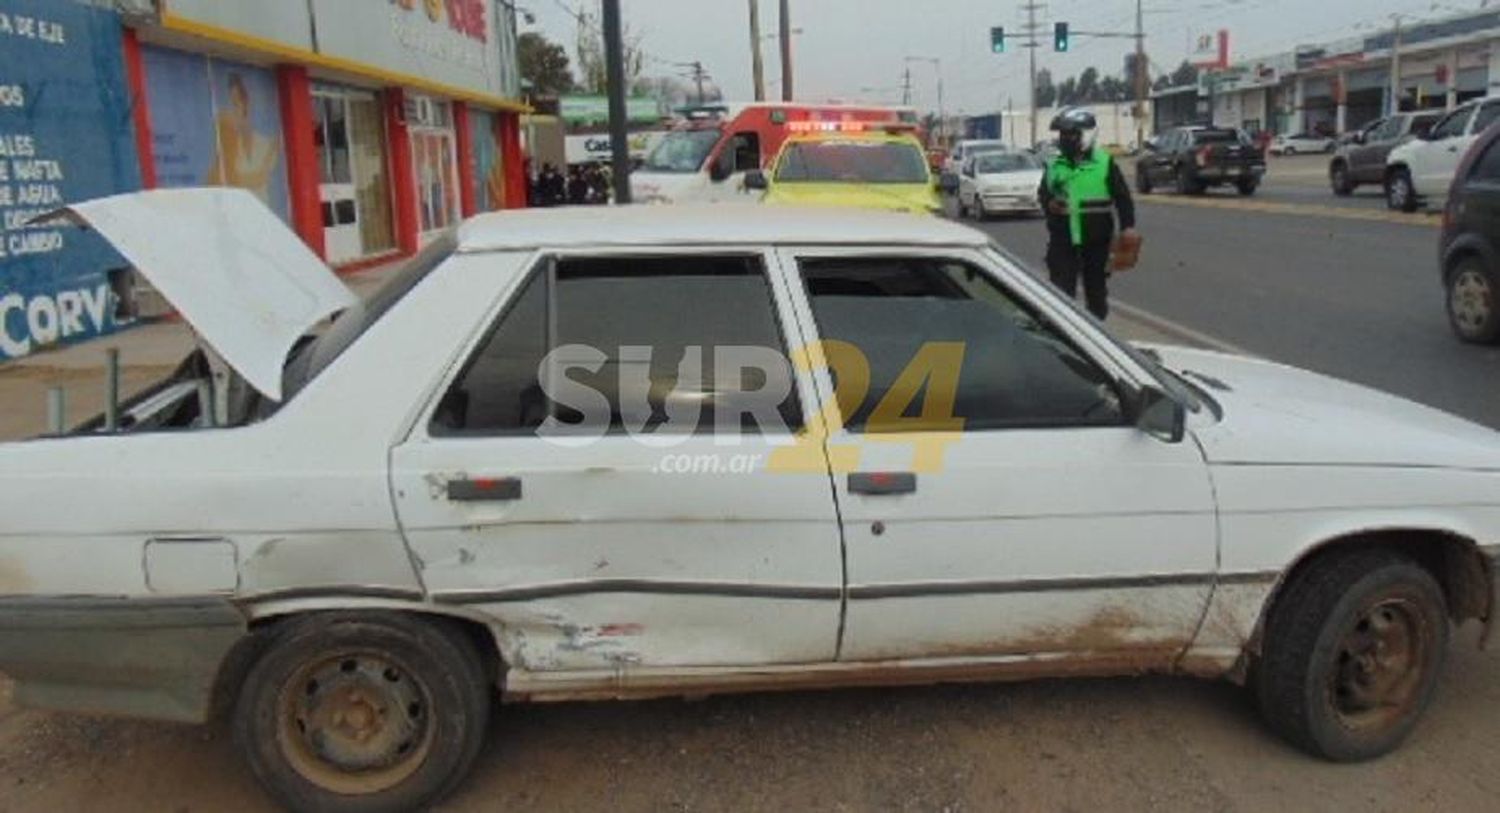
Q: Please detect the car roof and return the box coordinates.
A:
[455,206,987,252]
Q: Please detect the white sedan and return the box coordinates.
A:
[3,189,1500,812]
[956,150,1044,219]
[1270,132,1337,155]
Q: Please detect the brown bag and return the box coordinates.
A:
[1109,230,1143,272]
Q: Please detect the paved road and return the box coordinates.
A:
[973,191,1500,429]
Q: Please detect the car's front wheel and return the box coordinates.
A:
[1236,179,1258,196]
[234,613,492,813]
[1330,163,1354,196]
[1136,166,1153,194]
[1386,168,1419,212]
[1447,255,1500,344]
[1255,549,1448,762]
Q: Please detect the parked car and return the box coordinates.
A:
[956,150,1044,219]
[1386,97,1500,212]
[1330,112,1443,196]
[1269,133,1337,155]
[6,189,1500,812]
[1136,126,1266,196]
[1440,121,1500,343]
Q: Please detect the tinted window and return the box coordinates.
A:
[1472,103,1500,135]
[1472,140,1500,182]
[434,256,802,436]
[1192,130,1245,145]
[975,152,1040,173]
[798,257,1123,433]
[775,140,930,183]
[1409,115,1440,138]
[1431,107,1475,140]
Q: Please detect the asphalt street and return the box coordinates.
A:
[972,167,1500,430]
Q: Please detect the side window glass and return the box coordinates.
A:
[1472,103,1500,135]
[433,256,802,436]
[1432,108,1474,140]
[1410,116,1438,139]
[798,257,1124,433]
[1471,141,1500,182]
[1369,119,1396,142]
[732,132,761,172]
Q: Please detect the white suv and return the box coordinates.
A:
[1386,97,1500,211]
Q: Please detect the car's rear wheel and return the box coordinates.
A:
[1386,168,1418,212]
[1284,145,1297,156]
[1447,256,1500,344]
[1255,549,1448,762]
[1236,179,1258,196]
[1175,166,1201,195]
[1136,165,1153,194]
[1331,163,1354,196]
[234,613,491,813]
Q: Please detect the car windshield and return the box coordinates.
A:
[642,129,722,173]
[774,140,930,183]
[975,152,1039,173]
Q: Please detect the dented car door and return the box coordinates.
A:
[389,249,843,674]
[772,246,1219,666]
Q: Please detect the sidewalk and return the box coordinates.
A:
[0,275,1198,443]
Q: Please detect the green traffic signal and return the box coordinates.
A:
[991,26,1006,53]
[1054,21,1069,52]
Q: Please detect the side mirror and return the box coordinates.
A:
[744,169,768,191]
[1133,386,1186,443]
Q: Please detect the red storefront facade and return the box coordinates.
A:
[118,0,528,272]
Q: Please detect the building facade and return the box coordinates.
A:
[0,0,527,361]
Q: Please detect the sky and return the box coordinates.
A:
[523,0,1492,115]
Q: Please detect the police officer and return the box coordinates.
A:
[1037,108,1137,321]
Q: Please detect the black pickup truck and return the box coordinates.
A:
[1136,126,1267,196]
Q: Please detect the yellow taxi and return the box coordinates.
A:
[745,122,942,214]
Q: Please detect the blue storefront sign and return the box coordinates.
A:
[0,0,141,360]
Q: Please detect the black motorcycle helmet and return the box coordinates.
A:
[1049,107,1097,133]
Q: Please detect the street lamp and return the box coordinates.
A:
[906,56,945,145]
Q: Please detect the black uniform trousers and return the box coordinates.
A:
[1046,236,1112,321]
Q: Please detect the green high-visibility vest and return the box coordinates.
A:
[1046,148,1113,246]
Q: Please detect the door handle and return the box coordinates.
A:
[447,477,522,502]
[848,472,917,496]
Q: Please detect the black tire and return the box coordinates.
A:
[1175,165,1200,196]
[1331,163,1354,196]
[234,613,492,813]
[1446,255,1500,344]
[1255,549,1449,762]
[1386,168,1419,213]
[1284,145,1297,156]
[1136,166,1153,194]
[1236,179,1258,196]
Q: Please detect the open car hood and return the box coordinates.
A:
[50,188,357,401]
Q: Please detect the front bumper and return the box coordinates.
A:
[0,596,247,723]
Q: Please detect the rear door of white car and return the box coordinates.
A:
[390,249,843,673]
[771,246,1219,665]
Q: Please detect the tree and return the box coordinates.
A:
[1076,67,1100,103]
[518,32,575,97]
[1153,73,1174,91]
[1170,60,1200,88]
[574,2,646,95]
[1034,68,1057,108]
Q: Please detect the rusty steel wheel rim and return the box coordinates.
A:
[1328,598,1429,732]
[276,652,436,795]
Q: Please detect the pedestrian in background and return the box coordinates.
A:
[1037,107,1138,321]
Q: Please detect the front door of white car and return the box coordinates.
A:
[390,250,843,673]
[1414,105,1477,197]
[772,247,1220,664]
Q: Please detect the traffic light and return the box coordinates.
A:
[1054,21,1070,52]
[991,26,1006,53]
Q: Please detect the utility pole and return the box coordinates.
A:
[906,57,945,146]
[748,0,765,101]
[779,0,794,101]
[902,65,912,106]
[1388,15,1404,116]
[601,0,631,203]
[1007,96,1015,147]
[1134,0,1147,149]
[691,61,707,104]
[1022,1,1043,148]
